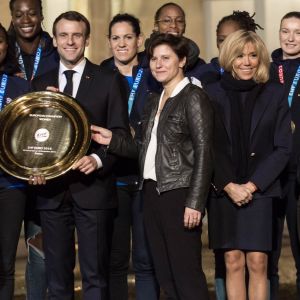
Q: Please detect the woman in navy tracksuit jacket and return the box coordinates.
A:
[0,23,30,300]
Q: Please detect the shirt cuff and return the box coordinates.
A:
[90,154,103,169]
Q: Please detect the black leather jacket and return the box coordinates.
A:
[109,83,213,212]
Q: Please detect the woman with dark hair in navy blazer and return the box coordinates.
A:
[8,0,59,80]
[268,11,300,300]
[0,23,29,300]
[100,13,159,300]
[7,1,59,298]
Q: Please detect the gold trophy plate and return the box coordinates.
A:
[0,91,91,180]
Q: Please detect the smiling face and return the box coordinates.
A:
[154,5,186,36]
[280,17,300,59]
[53,19,89,68]
[11,0,43,40]
[109,21,142,67]
[232,42,259,80]
[149,44,186,87]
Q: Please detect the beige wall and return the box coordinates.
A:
[1,2,11,28]
[1,0,300,63]
[203,0,255,60]
[84,0,205,64]
[262,0,300,53]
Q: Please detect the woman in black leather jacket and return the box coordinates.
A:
[91,33,213,300]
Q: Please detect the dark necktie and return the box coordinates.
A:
[63,70,75,96]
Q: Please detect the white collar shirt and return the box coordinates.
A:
[58,58,86,98]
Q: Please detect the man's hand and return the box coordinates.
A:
[28,175,46,185]
[72,155,98,174]
[91,125,112,145]
[184,207,202,229]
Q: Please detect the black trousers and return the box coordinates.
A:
[40,190,115,300]
[269,176,300,299]
[0,188,26,300]
[143,181,209,300]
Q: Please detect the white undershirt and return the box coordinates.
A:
[143,115,159,180]
[58,58,86,98]
[143,77,190,181]
[58,58,102,169]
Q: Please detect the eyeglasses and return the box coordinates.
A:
[156,17,185,27]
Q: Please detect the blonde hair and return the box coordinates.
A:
[219,30,270,83]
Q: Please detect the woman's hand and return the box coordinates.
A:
[91,125,112,145]
[184,207,202,229]
[224,182,253,206]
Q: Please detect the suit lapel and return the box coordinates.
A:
[250,89,270,138]
[76,60,94,103]
[217,87,270,142]
[215,92,232,143]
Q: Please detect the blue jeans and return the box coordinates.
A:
[109,186,159,300]
[214,250,227,300]
[25,221,47,300]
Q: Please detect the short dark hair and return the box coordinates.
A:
[0,23,19,75]
[52,11,91,38]
[154,2,185,22]
[9,0,43,16]
[147,33,188,62]
[216,11,263,33]
[281,11,300,24]
[108,13,141,38]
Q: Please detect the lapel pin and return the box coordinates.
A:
[85,75,90,79]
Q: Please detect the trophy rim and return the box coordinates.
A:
[0,91,91,180]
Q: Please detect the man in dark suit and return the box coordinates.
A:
[30,11,129,300]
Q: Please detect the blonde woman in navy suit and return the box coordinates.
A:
[205,30,291,300]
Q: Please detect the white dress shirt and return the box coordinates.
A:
[58,58,102,169]
[58,59,86,98]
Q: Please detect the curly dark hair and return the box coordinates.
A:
[216,11,263,33]
[154,2,185,22]
[9,0,43,14]
[0,24,20,75]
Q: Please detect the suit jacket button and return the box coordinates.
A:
[250,152,256,157]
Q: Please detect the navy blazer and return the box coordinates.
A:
[31,59,129,210]
[205,80,292,198]
[13,31,59,80]
[0,74,29,188]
